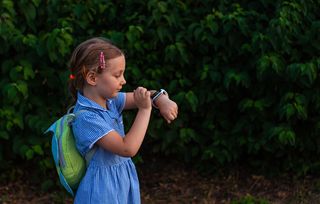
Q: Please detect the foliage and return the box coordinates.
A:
[1,0,320,182]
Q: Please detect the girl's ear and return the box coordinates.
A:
[85,71,97,86]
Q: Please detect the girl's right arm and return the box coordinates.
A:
[96,87,152,157]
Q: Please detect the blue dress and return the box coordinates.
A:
[72,92,140,204]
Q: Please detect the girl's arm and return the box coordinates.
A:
[96,87,152,157]
[124,91,178,124]
[124,91,156,110]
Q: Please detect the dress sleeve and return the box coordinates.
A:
[114,92,126,113]
[72,111,114,155]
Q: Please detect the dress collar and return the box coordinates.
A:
[76,92,112,112]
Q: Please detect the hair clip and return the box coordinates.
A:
[69,74,75,80]
[99,51,106,69]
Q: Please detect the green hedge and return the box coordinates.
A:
[1,0,320,178]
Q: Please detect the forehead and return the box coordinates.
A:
[106,55,125,72]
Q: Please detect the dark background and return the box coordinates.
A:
[1,1,320,202]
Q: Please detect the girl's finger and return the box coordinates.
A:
[140,87,147,95]
[173,113,177,119]
[133,89,137,98]
[145,91,151,98]
[164,115,171,123]
[169,110,177,118]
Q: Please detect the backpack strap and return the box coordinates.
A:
[68,105,98,167]
[85,146,97,167]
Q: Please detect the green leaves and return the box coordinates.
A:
[279,92,308,120]
[257,53,285,79]
[270,126,296,146]
[1,0,320,176]
[45,27,73,62]
[239,98,272,112]
[224,69,250,89]
[286,62,317,87]
[185,91,198,112]
[164,42,189,64]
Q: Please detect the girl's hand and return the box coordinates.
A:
[134,87,152,110]
[156,96,178,124]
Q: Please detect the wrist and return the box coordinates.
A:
[151,89,168,109]
[154,94,168,108]
[138,106,152,113]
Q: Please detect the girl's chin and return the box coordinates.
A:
[110,92,118,98]
[104,91,119,99]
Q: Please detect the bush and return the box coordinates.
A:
[1,0,320,179]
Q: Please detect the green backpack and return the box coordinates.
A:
[45,107,96,196]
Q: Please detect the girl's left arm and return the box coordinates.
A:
[124,91,178,123]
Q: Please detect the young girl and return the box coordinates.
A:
[68,37,178,203]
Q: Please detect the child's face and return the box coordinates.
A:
[96,55,126,99]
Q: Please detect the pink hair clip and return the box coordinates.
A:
[99,51,105,69]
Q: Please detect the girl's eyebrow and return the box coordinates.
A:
[113,70,124,75]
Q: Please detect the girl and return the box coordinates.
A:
[69,37,178,203]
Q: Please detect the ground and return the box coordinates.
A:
[1,159,320,204]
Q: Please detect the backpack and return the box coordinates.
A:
[44,106,97,196]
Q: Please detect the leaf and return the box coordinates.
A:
[157,1,167,13]
[239,99,254,112]
[3,0,15,16]
[175,42,188,64]
[200,65,209,80]
[205,14,218,34]
[278,129,295,145]
[25,149,34,160]
[5,83,18,102]
[224,70,250,89]
[32,0,41,7]
[280,104,295,120]
[32,145,44,155]
[185,91,198,112]
[19,1,36,28]
[22,34,37,48]
[9,66,22,81]
[294,103,307,120]
[0,131,9,140]
[254,98,272,111]
[20,60,35,80]
[15,81,28,98]
[13,116,24,129]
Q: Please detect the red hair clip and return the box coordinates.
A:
[69,74,75,80]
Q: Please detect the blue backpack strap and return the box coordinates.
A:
[45,122,59,167]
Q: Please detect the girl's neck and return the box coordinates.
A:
[83,87,108,109]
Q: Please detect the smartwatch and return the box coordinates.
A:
[151,89,168,108]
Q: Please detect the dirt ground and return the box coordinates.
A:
[1,159,320,204]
